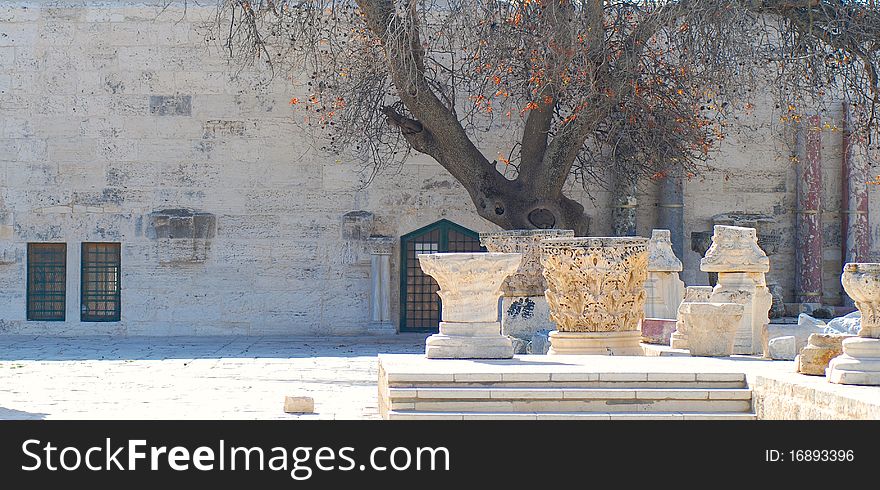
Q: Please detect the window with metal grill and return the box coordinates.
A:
[81,242,121,322]
[27,243,67,321]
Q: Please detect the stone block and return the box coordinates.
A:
[768,335,797,360]
[761,314,826,358]
[283,396,315,414]
[681,302,744,357]
[341,211,374,240]
[796,333,851,376]
[641,318,678,345]
[149,95,192,116]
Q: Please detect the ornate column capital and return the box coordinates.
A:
[367,235,395,255]
[648,229,683,272]
[700,225,769,273]
[479,229,574,296]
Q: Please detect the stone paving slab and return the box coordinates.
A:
[0,335,427,420]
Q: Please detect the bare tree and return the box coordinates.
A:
[212,0,880,234]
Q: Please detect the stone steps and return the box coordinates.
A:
[378,355,756,420]
[385,411,758,421]
[386,387,753,414]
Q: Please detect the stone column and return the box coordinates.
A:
[658,169,685,260]
[700,225,772,355]
[612,174,638,236]
[795,116,823,306]
[479,229,574,342]
[670,286,714,349]
[419,253,522,359]
[644,229,686,320]
[841,103,870,307]
[366,236,395,335]
[828,263,880,385]
[541,236,648,355]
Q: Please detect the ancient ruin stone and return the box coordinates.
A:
[796,333,852,376]
[680,302,744,357]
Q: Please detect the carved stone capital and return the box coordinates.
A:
[417,252,522,323]
[648,229,683,272]
[680,302,744,357]
[540,236,648,333]
[841,263,880,339]
[479,229,574,296]
[700,225,770,273]
[367,235,395,255]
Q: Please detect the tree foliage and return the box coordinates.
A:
[212,0,880,232]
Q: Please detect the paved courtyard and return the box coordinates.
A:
[0,335,427,420]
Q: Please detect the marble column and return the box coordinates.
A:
[612,176,638,236]
[701,225,772,355]
[658,169,685,260]
[841,103,870,307]
[670,286,714,349]
[828,263,880,385]
[795,116,823,306]
[644,229,686,320]
[419,253,522,359]
[479,229,574,341]
[541,236,648,355]
[366,236,395,335]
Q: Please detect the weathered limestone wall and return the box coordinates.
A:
[0,1,877,335]
[0,1,499,335]
[751,372,880,419]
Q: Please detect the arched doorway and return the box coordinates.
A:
[399,219,485,332]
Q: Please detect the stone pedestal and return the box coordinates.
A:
[644,229,685,320]
[418,253,522,359]
[540,236,648,356]
[828,263,880,385]
[701,225,772,355]
[366,236,395,335]
[670,286,714,349]
[680,302,745,357]
[547,330,643,355]
[479,229,574,341]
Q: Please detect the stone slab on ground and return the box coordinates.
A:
[641,343,692,357]
[283,396,315,413]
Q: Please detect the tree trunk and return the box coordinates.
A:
[461,178,592,235]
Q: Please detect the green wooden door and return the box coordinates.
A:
[399,220,485,332]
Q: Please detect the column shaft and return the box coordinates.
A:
[795,116,823,305]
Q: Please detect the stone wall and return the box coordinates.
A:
[0,1,877,335]
[751,371,880,419]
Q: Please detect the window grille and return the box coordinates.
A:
[27,243,67,321]
[81,242,121,322]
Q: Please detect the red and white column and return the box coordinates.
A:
[795,115,823,306]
